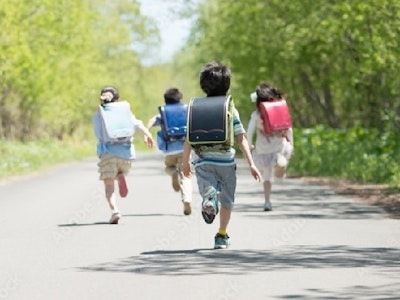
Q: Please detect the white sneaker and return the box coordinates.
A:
[109,212,121,224]
[282,140,294,160]
[263,201,272,211]
[277,153,288,167]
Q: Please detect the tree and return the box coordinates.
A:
[187,0,400,130]
[0,0,158,140]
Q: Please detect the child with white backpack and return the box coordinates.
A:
[93,86,154,224]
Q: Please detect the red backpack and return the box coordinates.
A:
[259,99,292,134]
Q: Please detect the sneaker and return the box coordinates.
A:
[277,153,288,167]
[109,212,121,224]
[117,173,128,198]
[214,233,231,249]
[183,202,191,215]
[201,186,219,224]
[264,201,272,211]
[172,172,180,192]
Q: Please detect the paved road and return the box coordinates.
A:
[0,152,399,300]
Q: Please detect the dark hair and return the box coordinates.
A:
[100,86,119,103]
[164,88,182,104]
[199,61,231,97]
[255,82,283,109]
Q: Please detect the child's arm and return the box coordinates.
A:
[286,128,294,147]
[246,112,257,150]
[236,133,261,182]
[283,128,294,159]
[137,122,154,148]
[182,140,192,178]
[146,115,157,130]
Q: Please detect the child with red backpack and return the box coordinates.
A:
[246,82,294,211]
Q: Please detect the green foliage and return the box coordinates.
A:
[189,0,400,131]
[289,126,400,186]
[3,0,400,188]
[0,0,157,140]
[0,139,93,179]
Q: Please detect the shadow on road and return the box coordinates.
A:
[57,213,182,227]
[79,245,400,276]
[235,179,389,220]
[78,245,400,298]
[58,222,109,226]
[275,282,399,300]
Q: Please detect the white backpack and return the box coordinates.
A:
[98,101,134,144]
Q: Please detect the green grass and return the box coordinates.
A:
[0,139,94,180]
[3,126,400,187]
[0,134,154,180]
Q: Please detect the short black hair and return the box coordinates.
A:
[199,61,231,97]
[164,88,182,104]
[100,86,119,101]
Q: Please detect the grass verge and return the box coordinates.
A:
[0,139,94,180]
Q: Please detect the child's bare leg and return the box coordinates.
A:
[263,180,273,211]
[165,157,180,192]
[219,206,231,232]
[274,165,286,178]
[104,178,117,211]
[263,180,271,202]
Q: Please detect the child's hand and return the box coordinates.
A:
[182,162,192,178]
[250,164,261,182]
[144,135,154,148]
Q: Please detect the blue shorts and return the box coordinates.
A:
[194,164,237,209]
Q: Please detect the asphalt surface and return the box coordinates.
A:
[0,151,399,300]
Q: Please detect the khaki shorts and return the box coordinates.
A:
[97,153,131,180]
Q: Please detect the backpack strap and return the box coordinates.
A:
[98,105,107,144]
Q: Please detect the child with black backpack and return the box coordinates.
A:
[182,62,261,249]
[146,88,192,215]
[93,86,154,224]
[246,82,294,211]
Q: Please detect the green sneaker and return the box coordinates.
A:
[201,186,219,224]
[214,233,231,249]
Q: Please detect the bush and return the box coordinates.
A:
[289,126,400,186]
